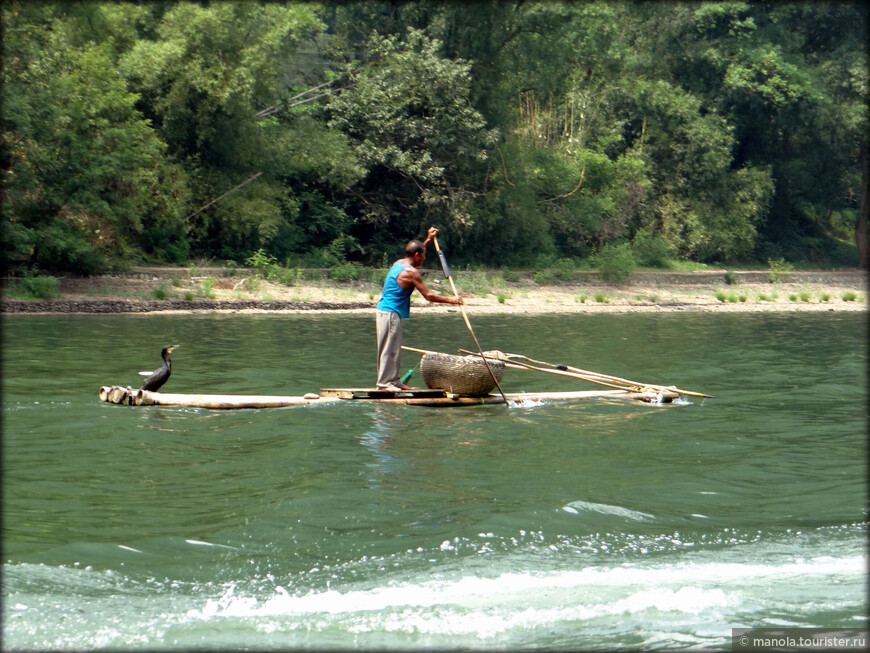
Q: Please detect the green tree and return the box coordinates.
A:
[119,2,325,260]
[327,28,498,260]
[769,2,868,268]
[1,2,188,272]
[413,2,646,264]
[3,1,864,272]
[625,0,867,264]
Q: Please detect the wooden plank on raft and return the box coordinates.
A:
[319,387,449,399]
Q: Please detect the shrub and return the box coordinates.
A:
[553,258,576,282]
[151,286,169,300]
[631,230,672,268]
[246,248,280,280]
[32,223,107,275]
[371,268,389,286]
[724,270,737,285]
[715,291,727,302]
[596,243,635,282]
[534,253,556,271]
[457,268,489,296]
[301,268,327,282]
[199,278,216,299]
[278,267,303,286]
[594,293,609,303]
[768,257,793,283]
[576,290,588,303]
[497,292,508,304]
[330,261,364,281]
[533,269,555,284]
[799,291,811,302]
[841,291,857,302]
[487,272,506,288]
[18,273,61,299]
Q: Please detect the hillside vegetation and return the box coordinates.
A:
[2,1,867,276]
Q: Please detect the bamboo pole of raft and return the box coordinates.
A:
[402,345,707,399]
[456,348,657,392]
[453,348,711,398]
[100,385,335,409]
[432,236,511,405]
[481,351,713,398]
[457,348,711,398]
[403,346,633,392]
[99,385,676,408]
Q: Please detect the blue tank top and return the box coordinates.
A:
[377,261,414,318]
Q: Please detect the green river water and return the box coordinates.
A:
[2,310,867,649]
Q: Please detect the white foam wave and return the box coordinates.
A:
[185,539,240,550]
[187,581,735,638]
[563,499,655,521]
[186,553,865,627]
[511,398,548,408]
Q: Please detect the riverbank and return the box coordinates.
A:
[2,267,867,315]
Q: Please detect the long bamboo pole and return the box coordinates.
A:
[403,346,631,392]
[499,352,711,398]
[402,345,710,399]
[456,348,712,398]
[432,236,511,405]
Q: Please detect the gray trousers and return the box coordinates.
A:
[376,309,404,387]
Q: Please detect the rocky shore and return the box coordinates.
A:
[2,267,867,315]
[2,298,373,314]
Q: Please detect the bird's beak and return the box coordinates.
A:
[168,345,180,351]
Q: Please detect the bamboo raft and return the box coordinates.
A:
[101,343,707,410]
[98,385,680,409]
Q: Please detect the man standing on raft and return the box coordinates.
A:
[376,226,463,391]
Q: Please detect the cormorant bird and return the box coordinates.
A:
[139,344,180,392]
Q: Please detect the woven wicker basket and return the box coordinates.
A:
[420,353,505,396]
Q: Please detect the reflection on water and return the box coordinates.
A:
[2,311,867,649]
[360,406,404,486]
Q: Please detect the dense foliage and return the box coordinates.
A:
[2,1,867,274]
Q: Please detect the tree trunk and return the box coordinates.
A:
[857,143,869,270]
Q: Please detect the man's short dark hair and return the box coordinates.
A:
[406,240,425,257]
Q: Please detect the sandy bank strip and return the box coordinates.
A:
[3,297,866,316]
